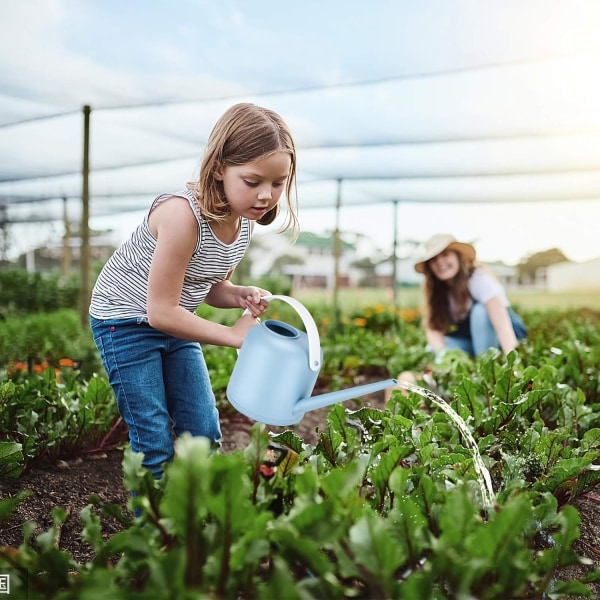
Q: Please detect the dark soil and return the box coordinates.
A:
[2,381,600,598]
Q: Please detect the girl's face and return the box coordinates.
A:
[217,151,291,221]
[428,249,461,281]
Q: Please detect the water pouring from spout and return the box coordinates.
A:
[396,380,495,509]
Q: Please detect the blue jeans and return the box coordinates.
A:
[90,317,221,478]
[444,302,528,358]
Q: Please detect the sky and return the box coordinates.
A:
[1,0,600,266]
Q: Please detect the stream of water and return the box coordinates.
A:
[398,381,495,509]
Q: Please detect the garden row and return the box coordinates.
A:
[1,300,600,598]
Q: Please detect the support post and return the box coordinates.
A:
[332,178,342,329]
[392,199,399,308]
[62,196,70,278]
[80,105,91,327]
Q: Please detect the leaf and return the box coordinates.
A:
[0,441,23,478]
[271,429,305,455]
[370,444,412,503]
[321,455,369,500]
[80,504,104,551]
[390,493,430,561]
[161,435,212,532]
[0,490,31,521]
[270,525,336,577]
[315,426,343,467]
[540,457,596,497]
[258,555,305,599]
[288,500,340,541]
[581,428,600,451]
[348,512,406,579]
[205,453,254,527]
[121,445,149,494]
[490,390,547,432]
[327,403,349,436]
[438,485,480,547]
[349,406,387,430]
[569,468,600,499]
[276,447,300,478]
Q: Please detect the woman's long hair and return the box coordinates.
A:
[423,252,475,332]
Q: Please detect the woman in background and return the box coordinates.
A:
[414,233,527,358]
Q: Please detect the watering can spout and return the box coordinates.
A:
[293,378,399,417]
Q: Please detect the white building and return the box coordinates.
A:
[248,230,420,288]
[546,258,600,291]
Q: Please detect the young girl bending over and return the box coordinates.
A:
[90,103,299,477]
[415,233,527,358]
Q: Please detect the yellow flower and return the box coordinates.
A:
[399,308,419,323]
[353,317,367,327]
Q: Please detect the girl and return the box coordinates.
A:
[414,233,527,358]
[90,103,299,477]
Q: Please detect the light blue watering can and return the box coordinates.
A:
[226,295,398,426]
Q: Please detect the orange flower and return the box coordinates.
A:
[58,358,78,367]
[8,361,27,373]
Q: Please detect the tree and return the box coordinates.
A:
[351,256,380,286]
[270,253,304,275]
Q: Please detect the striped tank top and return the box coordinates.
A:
[89,189,252,320]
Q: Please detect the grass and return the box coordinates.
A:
[293,286,600,312]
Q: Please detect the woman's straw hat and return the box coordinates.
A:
[414,233,476,273]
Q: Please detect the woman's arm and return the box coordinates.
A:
[425,328,446,353]
[485,296,519,354]
[145,197,257,348]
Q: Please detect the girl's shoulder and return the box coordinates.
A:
[151,189,196,209]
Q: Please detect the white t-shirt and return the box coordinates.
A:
[449,267,509,322]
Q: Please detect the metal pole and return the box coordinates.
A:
[62,196,70,278]
[333,178,342,329]
[392,199,399,308]
[80,105,91,327]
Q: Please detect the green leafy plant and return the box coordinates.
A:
[1,306,600,597]
[0,373,120,474]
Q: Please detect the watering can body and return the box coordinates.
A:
[227,319,324,425]
[226,295,398,426]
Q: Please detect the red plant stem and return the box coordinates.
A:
[90,416,124,452]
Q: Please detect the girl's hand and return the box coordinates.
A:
[239,286,270,319]
[231,313,263,348]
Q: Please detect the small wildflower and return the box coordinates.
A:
[58,358,78,367]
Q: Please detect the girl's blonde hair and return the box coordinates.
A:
[187,103,299,238]
[423,252,475,333]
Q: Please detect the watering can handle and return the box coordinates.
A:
[242,294,322,372]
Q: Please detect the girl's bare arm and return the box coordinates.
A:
[146,197,256,348]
